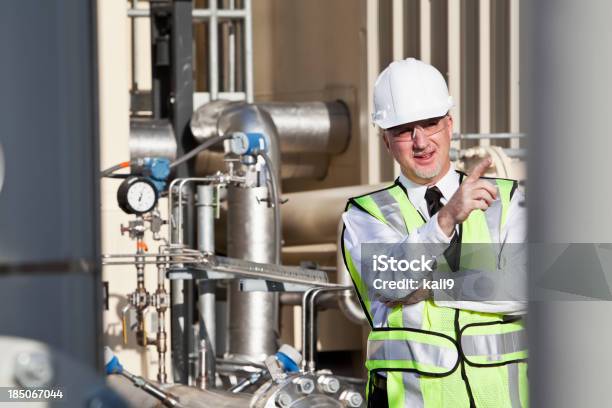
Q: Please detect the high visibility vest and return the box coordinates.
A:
[341,174,528,408]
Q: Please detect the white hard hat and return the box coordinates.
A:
[372,58,454,129]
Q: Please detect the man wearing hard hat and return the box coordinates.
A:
[341,58,527,407]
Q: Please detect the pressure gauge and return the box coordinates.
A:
[117,176,158,215]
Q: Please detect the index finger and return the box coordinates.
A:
[466,157,492,182]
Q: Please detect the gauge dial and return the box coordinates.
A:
[117,176,158,215]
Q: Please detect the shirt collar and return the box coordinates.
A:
[397,163,459,210]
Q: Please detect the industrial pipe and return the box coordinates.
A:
[189,100,350,180]
[130,118,177,161]
[108,375,251,408]
[221,104,282,361]
[191,101,349,154]
[336,219,367,324]
[282,183,390,246]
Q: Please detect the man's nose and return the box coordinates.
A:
[412,127,428,149]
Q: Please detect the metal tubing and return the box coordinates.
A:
[168,177,216,245]
[301,287,318,371]
[104,255,335,287]
[280,292,338,308]
[336,219,367,324]
[196,339,209,390]
[120,371,181,407]
[301,286,352,372]
[155,256,169,384]
[134,233,150,348]
[170,202,187,384]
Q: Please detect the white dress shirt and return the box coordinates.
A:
[342,163,527,322]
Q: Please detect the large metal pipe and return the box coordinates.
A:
[220,104,281,361]
[108,375,251,408]
[256,101,350,154]
[190,100,349,180]
[282,183,389,246]
[129,118,177,160]
[191,100,349,154]
[226,186,279,361]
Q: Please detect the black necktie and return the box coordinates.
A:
[425,186,460,271]
[425,186,444,216]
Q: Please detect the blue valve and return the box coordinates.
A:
[275,344,302,373]
[104,347,124,375]
[142,157,171,193]
[229,132,267,156]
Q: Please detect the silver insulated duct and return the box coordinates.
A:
[190,100,350,180]
[223,105,280,361]
[227,186,279,361]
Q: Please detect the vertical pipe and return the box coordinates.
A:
[226,186,278,361]
[196,184,216,386]
[209,0,219,100]
[131,0,139,91]
[169,0,196,385]
[244,0,254,102]
[197,185,216,254]
[527,1,612,406]
[155,257,168,384]
[170,202,187,384]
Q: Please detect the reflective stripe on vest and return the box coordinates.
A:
[460,319,528,366]
[366,329,459,375]
[343,175,527,407]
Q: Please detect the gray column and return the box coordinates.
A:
[527,1,612,407]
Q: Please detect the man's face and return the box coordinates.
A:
[383,115,453,185]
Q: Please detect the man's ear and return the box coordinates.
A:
[381,129,391,152]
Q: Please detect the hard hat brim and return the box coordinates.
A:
[373,97,454,130]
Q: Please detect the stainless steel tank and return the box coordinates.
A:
[226,186,279,361]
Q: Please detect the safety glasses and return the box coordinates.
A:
[386,115,449,140]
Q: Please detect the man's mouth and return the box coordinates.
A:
[413,150,435,163]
